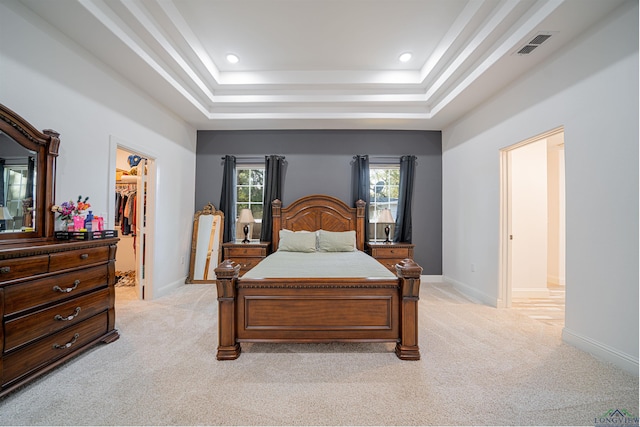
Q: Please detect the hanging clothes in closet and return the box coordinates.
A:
[115,183,137,236]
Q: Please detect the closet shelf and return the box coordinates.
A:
[117,175,138,183]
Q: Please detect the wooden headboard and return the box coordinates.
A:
[271,194,366,251]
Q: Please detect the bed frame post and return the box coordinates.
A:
[272,199,282,250]
[214,259,241,360]
[395,259,423,360]
[355,199,365,251]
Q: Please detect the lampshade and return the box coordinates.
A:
[377,209,394,224]
[238,208,254,224]
[0,206,13,221]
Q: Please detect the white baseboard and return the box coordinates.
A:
[511,287,551,298]
[562,327,639,375]
[421,275,443,283]
[442,275,497,306]
[547,275,566,286]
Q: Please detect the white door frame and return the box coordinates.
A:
[108,136,157,300]
[498,126,564,308]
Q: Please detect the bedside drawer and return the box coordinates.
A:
[3,265,109,316]
[4,288,110,352]
[2,312,109,387]
[49,246,110,272]
[370,246,412,259]
[225,246,266,257]
[0,255,49,283]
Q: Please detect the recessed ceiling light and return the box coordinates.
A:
[226,54,239,64]
[399,52,412,63]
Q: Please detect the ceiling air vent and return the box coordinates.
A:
[515,32,553,55]
[517,45,538,55]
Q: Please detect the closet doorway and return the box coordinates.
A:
[109,137,156,300]
[499,127,565,325]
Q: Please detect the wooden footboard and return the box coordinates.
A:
[214,258,422,360]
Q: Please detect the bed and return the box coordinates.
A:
[214,194,422,360]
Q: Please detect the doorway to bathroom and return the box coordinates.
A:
[499,127,565,326]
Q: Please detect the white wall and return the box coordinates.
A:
[0,0,197,298]
[442,1,638,373]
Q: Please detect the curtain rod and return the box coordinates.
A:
[369,156,401,163]
[220,156,286,162]
[352,155,418,165]
[353,155,402,163]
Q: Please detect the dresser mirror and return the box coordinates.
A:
[0,104,58,241]
[186,203,224,283]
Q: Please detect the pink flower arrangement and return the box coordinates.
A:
[51,195,91,221]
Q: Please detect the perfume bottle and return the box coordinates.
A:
[84,211,94,231]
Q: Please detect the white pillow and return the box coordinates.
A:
[317,229,356,252]
[278,229,317,252]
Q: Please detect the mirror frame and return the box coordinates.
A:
[186,202,224,283]
[0,104,58,242]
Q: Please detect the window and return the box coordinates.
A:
[236,165,264,239]
[2,165,30,222]
[369,165,399,241]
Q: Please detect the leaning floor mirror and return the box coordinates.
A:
[186,203,224,283]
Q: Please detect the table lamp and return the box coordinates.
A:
[238,208,254,243]
[378,208,394,243]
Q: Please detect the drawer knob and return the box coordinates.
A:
[53,279,80,293]
[80,253,89,260]
[54,307,81,322]
[53,333,80,350]
[0,266,10,274]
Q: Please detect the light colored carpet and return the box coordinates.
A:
[0,282,636,426]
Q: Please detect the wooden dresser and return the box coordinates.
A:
[222,241,270,276]
[367,242,415,273]
[0,238,119,398]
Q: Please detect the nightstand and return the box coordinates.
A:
[222,241,271,276]
[367,242,415,273]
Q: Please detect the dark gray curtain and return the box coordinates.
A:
[25,156,34,199]
[219,155,236,243]
[394,155,417,243]
[260,155,285,242]
[351,155,370,242]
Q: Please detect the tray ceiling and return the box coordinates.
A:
[18,0,624,130]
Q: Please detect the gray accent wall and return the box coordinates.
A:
[196,130,442,274]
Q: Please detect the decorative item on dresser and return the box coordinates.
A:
[367,242,415,273]
[222,241,270,277]
[0,104,119,398]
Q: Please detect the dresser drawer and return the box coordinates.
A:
[0,255,49,283]
[49,246,110,272]
[4,288,110,352]
[2,312,108,387]
[225,246,266,258]
[3,265,109,316]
